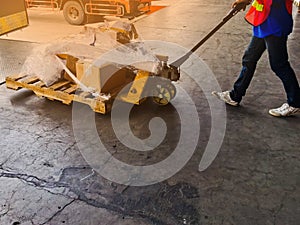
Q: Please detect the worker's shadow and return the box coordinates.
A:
[8,88,74,123]
[9,88,181,145]
[9,89,35,105]
[71,97,183,164]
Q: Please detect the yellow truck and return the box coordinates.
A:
[25,0,151,25]
[0,0,29,36]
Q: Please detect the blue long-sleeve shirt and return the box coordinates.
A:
[253,0,293,38]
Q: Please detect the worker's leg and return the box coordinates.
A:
[230,36,266,102]
[266,35,300,108]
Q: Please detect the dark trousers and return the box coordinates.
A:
[230,35,300,108]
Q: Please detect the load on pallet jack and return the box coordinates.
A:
[5,3,246,114]
[5,52,180,114]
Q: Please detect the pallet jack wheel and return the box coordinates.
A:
[152,82,176,105]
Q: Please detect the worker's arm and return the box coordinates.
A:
[232,0,252,10]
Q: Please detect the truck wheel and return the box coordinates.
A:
[63,1,86,25]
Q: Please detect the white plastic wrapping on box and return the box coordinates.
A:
[20,19,160,88]
[21,41,109,86]
[21,44,64,86]
[94,42,161,74]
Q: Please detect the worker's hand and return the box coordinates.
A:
[232,0,252,11]
[293,0,300,7]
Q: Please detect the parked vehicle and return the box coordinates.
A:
[25,0,151,25]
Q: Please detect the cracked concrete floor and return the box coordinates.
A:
[1,0,300,224]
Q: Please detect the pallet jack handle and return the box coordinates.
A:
[170,2,247,68]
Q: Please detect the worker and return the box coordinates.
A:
[213,0,300,117]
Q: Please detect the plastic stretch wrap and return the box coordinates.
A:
[21,41,108,86]
[21,44,65,86]
[21,20,160,87]
[96,42,161,74]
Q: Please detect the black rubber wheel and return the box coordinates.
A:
[63,1,86,25]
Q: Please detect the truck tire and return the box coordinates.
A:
[63,1,86,25]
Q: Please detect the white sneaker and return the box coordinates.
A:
[269,103,300,117]
[212,91,239,106]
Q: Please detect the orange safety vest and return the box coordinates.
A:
[245,0,293,26]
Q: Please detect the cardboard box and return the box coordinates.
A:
[76,60,133,93]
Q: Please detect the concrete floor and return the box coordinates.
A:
[0,0,300,225]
